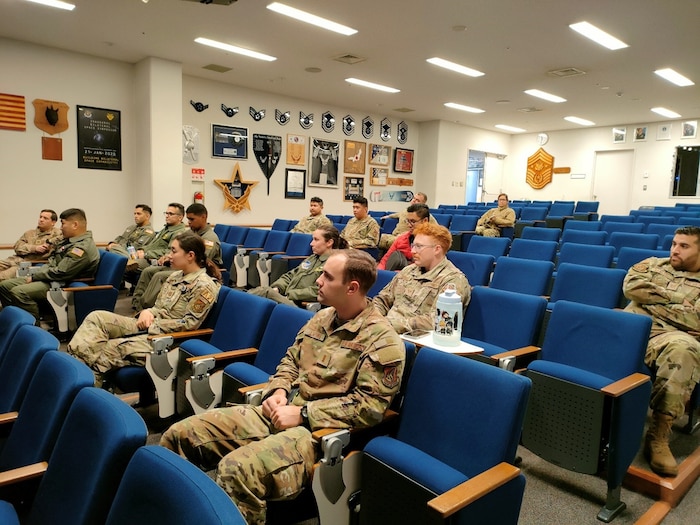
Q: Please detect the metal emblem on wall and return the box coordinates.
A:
[221,104,238,118]
[249,106,266,122]
[190,100,208,112]
[32,99,69,135]
[397,121,408,144]
[342,115,355,136]
[252,133,282,195]
[380,118,391,142]
[321,111,335,133]
[362,116,374,139]
[299,111,314,129]
[275,109,291,126]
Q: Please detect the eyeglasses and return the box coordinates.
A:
[405,218,418,225]
[163,212,180,216]
[410,243,436,251]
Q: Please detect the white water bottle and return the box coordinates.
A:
[433,284,462,347]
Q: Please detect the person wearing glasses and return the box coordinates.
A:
[124,203,186,276]
[373,222,469,334]
[378,192,437,250]
[377,203,430,271]
[106,204,156,258]
[475,193,515,237]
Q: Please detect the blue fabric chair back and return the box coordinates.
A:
[603,221,645,235]
[219,241,236,286]
[203,290,276,351]
[213,223,231,240]
[563,220,602,231]
[105,446,246,525]
[72,250,128,325]
[380,217,399,235]
[508,239,558,262]
[462,286,547,355]
[560,229,607,246]
[283,233,313,257]
[615,247,668,271]
[519,207,548,221]
[449,214,478,232]
[446,251,494,286]
[241,228,269,248]
[645,223,678,242]
[224,225,249,245]
[490,257,554,296]
[607,232,659,257]
[574,201,599,214]
[367,269,396,298]
[0,325,59,413]
[271,218,292,231]
[260,230,291,252]
[550,263,626,309]
[636,215,674,227]
[520,226,561,241]
[600,215,635,224]
[547,203,574,217]
[25,388,147,525]
[466,236,511,258]
[0,306,35,369]
[556,243,614,270]
[0,351,94,471]
[431,213,452,228]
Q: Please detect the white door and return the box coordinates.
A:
[592,149,635,216]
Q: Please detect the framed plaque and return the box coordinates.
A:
[344,139,366,174]
[344,176,365,201]
[393,147,414,173]
[212,124,248,158]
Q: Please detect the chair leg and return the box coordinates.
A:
[596,485,625,523]
[683,408,700,434]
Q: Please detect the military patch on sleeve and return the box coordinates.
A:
[632,261,649,273]
[191,287,215,314]
[204,240,214,247]
[70,247,85,257]
[145,229,154,234]
[382,365,400,389]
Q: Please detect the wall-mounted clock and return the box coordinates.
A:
[537,132,549,145]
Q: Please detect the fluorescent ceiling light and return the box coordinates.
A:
[266,2,357,36]
[654,68,694,87]
[569,21,628,50]
[651,107,681,118]
[345,78,399,93]
[26,0,75,10]
[524,89,566,103]
[426,57,484,77]
[444,102,484,113]
[495,124,526,133]
[194,38,276,62]
[564,116,595,126]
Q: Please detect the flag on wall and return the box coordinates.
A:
[0,93,26,131]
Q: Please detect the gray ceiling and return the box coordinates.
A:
[3,0,699,134]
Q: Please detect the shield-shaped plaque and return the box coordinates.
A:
[252,134,282,195]
[362,116,374,139]
[526,148,554,189]
[33,99,69,135]
[275,109,291,126]
[380,118,392,142]
[322,111,335,133]
[299,111,314,129]
[397,121,408,144]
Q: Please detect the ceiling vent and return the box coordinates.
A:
[202,64,232,73]
[517,107,543,113]
[548,67,586,78]
[392,107,415,113]
[180,0,238,5]
[333,53,366,65]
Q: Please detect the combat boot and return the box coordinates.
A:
[644,411,678,477]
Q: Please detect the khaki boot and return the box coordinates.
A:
[644,411,678,477]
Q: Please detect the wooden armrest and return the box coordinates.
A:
[147,328,214,341]
[62,284,114,293]
[0,412,18,425]
[0,461,48,487]
[428,462,520,518]
[186,347,259,364]
[279,255,308,260]
[240,246,264,253]
[491,345,540,360]
[601,372,650,397]
[238,383,267,396]
[258,250,286,256]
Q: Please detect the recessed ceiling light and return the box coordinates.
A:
[564,116,595,126]
[654,68,694,87]
[345,78,399,93]
[524,89,566,103]
[426,57,484,77]
[651,107,681,118]
[194,38,276,62]
[266,2,357,36]
[26,0,75,10]
[569,21,628,50]
[495,125,526,133]
[444,102,484,113]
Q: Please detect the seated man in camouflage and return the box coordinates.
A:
[0,209,62,281]
[475,193,516,237]
[373,223,470,334]
[106,204,156,258]
[379,192,436,250]
[623,225,700,477]
[290,196,332,233]
[161,250,405,525]
[340,196,380,249]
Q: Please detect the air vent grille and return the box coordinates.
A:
[333,54,366,65]
[202,64,232,73]
[548,67,586,78]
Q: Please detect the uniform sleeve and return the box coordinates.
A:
[284,268,323,302]
[644,303,700,333]
[112,227,129,246]
[306,330,405,430]
[13,231,36,256]
[476,210,490,227]
[32,244,96,282]
[623,259,680,305]
[149,281,219,334]
[494,209,516,227]
[371,276,396,315]
[271,264,300,294]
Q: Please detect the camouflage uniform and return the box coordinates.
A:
[132,225,222,310]
[107,222,156,257]
[290,214,332,234]
[373,256,470,333]
[340,216,380,249]
[125,222,187,273]
[379,211,437,250]
[160,301,405,525]
[0,231,99,319]
[68,268,220,385]
[249,252,328,305]
[623,256,700,419]
[0,227,63,281]
[475,206,516,237]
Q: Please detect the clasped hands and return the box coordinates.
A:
[262,389,303,430]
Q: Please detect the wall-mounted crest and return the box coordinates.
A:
[275,109,291,126]
[249,106,266,121]
[342,115,355,136]
[397,121,408,144]
[321,111,335,133]
[221,104,238,118]
[380,118,391,142]
[32,99,69,135]
[362,116,374,139]
[190,100,208,112]
[299,111,314,129]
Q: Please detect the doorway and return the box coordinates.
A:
[592,150,635,215]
